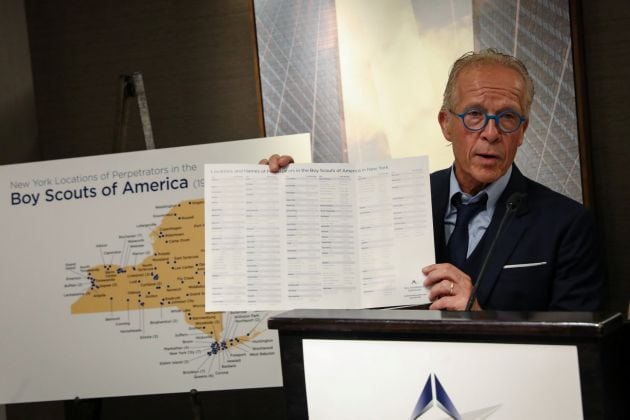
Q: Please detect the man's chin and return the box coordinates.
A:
[471,167,505,185]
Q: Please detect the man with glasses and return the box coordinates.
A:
[262,49,604,311]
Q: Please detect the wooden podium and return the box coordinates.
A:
[268,309,625,419]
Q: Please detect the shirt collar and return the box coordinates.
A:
[448,164,512,210]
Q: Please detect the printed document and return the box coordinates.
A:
[204,156,434,311]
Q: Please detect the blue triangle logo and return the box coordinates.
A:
[410,373,462,420]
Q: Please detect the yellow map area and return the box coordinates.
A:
[71,199,259,346]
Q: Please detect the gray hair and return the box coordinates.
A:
[442,49,535,116]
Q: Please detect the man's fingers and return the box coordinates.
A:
[429,297,457,311]
[261,154,294,173]
[421,263,440,275]
[421,263,476,311]
[428,279,452,301]
[422,264,453,287]
[267,154,280,172]
[278,155,294,166]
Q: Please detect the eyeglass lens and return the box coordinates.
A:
[463,110,521,133]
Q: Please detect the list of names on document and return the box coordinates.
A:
[205,157,434,312]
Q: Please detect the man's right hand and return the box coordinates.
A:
[258,154,294,172]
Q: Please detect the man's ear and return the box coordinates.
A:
[438,110,452,142]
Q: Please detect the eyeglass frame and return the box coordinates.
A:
[449,108,527,134]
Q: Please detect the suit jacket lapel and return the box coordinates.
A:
[476,166,531,307]
[430,168,451,263]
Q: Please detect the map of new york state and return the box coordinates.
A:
[70,198,269,379]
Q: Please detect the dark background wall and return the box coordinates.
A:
[1,0,629,419]
[22,0,264,160]
[0,0,38,165]
[581,0,630,319]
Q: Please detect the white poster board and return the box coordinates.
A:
[0,134,310,404]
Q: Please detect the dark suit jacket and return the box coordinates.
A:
[431,165,605,311]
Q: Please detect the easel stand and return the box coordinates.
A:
[113,72,156,152]
[189,389,205,420]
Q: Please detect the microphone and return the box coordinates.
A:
[464,192,528,311]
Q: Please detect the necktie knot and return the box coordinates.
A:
[447,192,488,268]
[451,192,487,226]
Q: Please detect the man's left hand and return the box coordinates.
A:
[422,263,481,311]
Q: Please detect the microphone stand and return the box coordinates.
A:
[464,192,527,311]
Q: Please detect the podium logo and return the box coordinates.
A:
[410,373,461,420]
[410,373,501,420]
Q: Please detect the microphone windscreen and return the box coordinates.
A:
[506,192,528,214]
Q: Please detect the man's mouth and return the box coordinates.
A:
[475,152,499,161]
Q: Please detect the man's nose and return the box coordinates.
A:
[481,117,500,142]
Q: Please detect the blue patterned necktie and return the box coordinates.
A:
[447,192,488,269]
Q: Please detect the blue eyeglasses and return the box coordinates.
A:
[450,108,526,134]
